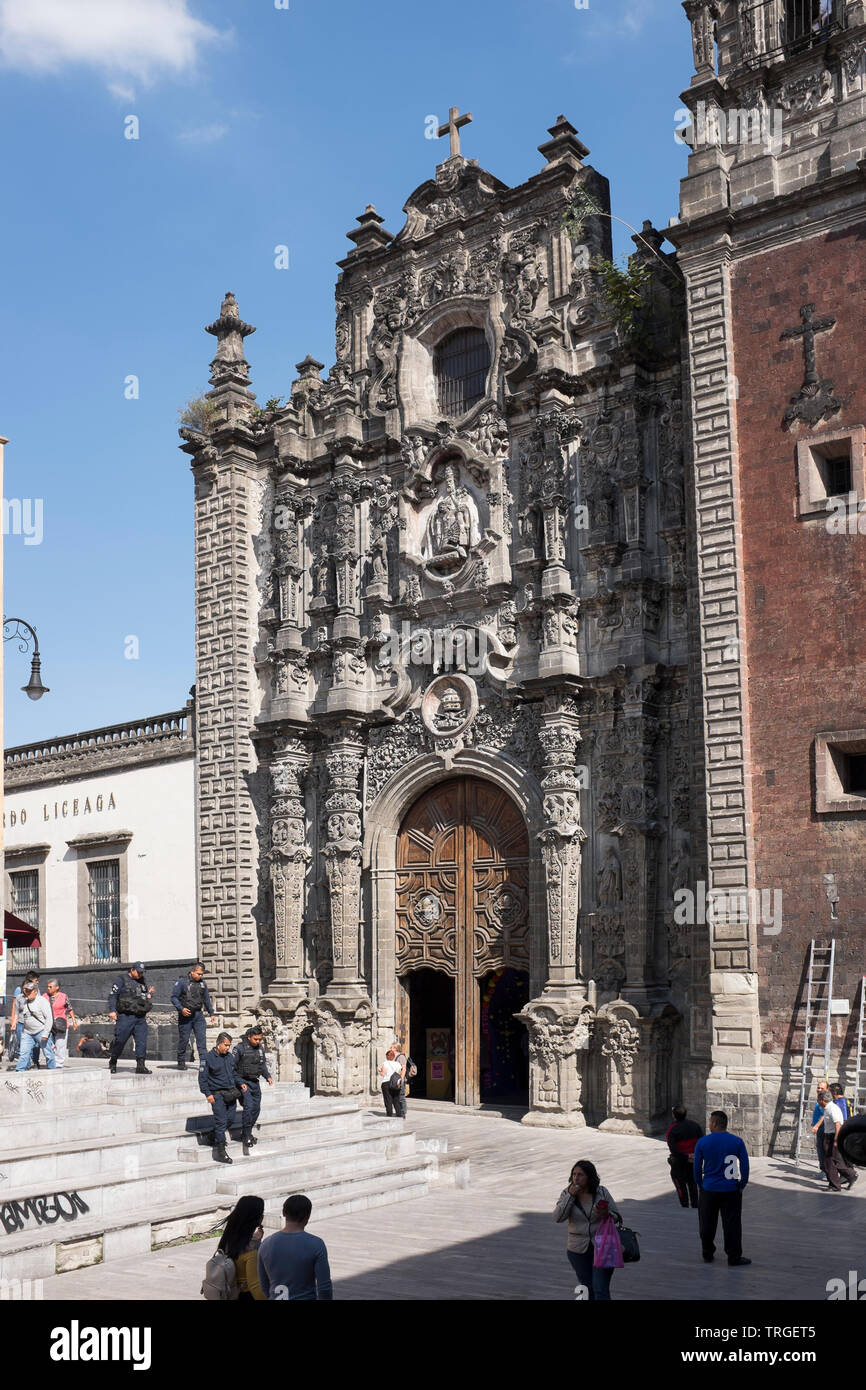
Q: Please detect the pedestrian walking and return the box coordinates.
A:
[217,1196,267,1301]
[812,1093,827,1177]
[171,962,217,1069]
[378,1047,404,1117]
[9,972,40,1067]
[554,1160,623,1301]
[666,1104,703,1209]
[812,1090,859,1193]
[200,1032,247,1165]
[43,981,77,1068]
[14,982,56,1071]
[258,1194,333,1301]
[232,1024,274,1155]
[107,963,154,1075]
[693,1111,751,1266]
[392,1034,415,1118]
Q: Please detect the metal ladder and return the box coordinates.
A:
[794,938,836,1168]
[853,975,866,1118]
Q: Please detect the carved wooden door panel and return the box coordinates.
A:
[396,778,529,1105]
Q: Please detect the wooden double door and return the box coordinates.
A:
[395,777,530,1105]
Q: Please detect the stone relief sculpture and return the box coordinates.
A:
[421,461,481,573]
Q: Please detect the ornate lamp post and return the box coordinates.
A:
[3,618,49,700]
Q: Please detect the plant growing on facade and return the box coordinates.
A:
[178,394,220,434]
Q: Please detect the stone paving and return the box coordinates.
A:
[36,1104,864,1301]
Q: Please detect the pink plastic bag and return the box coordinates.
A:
[593,1215,624,1269]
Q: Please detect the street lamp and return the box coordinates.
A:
[3,618,49,700]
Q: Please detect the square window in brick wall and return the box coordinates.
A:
[815,730,866,813]
[795,426,865,522]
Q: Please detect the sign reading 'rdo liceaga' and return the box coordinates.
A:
[3,791,117,829]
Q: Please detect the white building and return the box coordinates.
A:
[3,704,196,976]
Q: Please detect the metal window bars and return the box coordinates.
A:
[87,859,121,963]
[739,0,843,64]
[434,328,490,419]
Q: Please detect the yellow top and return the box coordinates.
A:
[235,1245,266,1301]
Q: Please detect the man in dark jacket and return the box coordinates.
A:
[171,963,216,1069]
[107,963,155,1075]
[233,1025,274,1156]
[666,1104,703,1208]
[200,1032,247,1164]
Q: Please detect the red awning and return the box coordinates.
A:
[3,910,41,947]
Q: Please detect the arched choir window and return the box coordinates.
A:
[434,328,490,418]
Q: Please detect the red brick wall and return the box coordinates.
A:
[731,222,866,1061]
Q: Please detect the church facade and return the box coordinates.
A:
[180,0,866,1151]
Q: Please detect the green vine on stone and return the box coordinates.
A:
[590,255,653,343]
[178,394,220,434]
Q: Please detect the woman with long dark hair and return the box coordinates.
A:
[554,1159,622,1301]
[218,1196,266,1301]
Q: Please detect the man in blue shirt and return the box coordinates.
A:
[258,1194,333,1301]
[693,1110,751,1267]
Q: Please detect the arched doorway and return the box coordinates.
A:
[395,777,530,1106]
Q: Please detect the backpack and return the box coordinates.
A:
[201,1249,239,1301]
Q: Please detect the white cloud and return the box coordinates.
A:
[177,121,229,145]
[108,81,136,103]
[0,0,223,82]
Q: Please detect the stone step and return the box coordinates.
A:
[0,1153,436,1283]
[0,1118,418,1220]
[178,1109,366,1161]
[104,1080,307,1108]
[212,1131,418,1194]
[1,1092,344,1164]
[0,1103,368,1189]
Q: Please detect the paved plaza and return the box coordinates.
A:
[38,1105,864,1302]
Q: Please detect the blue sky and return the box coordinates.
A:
[1,0,690,745]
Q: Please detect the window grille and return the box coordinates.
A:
[88,859,121,963]
[9,869,40,971]
[434,328,490,418]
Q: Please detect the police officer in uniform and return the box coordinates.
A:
[171,962,216,1069]
[107,963,155,1075]
[200,1032,247,1164]
[232,1025,274,1156]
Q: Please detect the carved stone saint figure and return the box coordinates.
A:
[422,462,480,569]
[597,846,622,907]
[312,542,333,599]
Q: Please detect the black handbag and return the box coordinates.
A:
[52,1016,68,1037]
[219,1087,242,1103]
[615,1217,640,1263]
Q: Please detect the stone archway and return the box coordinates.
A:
[364,748,546,1100]
[395,776,530,1106]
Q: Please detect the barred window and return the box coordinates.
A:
[10,869,40,971]
[434,328,490,418]
[88,859,121,963]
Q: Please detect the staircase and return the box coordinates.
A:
[0,1064,458,1284]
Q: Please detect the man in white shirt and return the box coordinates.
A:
[813,1090,858,1192]
[15,984,56,1071]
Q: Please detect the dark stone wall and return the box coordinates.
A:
[4,957,198,1060]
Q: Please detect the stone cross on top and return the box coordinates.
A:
[437,105,472,158]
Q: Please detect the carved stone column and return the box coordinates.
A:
[518,1001,594,1128]
[597,1001,643,1133]
[322,732,368,1009]
[267,740,311,1009]
[537,696,586,992]
[683,0,718,81]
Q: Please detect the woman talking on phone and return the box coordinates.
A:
[554,1159,622,1300]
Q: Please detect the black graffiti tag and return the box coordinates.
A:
[0,1190,89,1235]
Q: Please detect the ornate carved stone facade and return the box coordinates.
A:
[182,114,700,1132]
